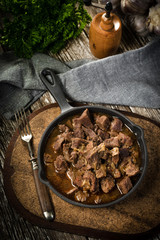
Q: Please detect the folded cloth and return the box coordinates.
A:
[0,37,160,119]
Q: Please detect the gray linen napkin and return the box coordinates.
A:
[0,38,160,119]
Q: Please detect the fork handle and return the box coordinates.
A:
[32,165,55,221]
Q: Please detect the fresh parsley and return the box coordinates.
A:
[0,0,91,58]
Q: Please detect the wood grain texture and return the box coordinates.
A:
[32,167,55,219]
[3,105,160,239]
[0,3,160,240]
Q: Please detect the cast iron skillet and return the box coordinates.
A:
[38,68,147,208]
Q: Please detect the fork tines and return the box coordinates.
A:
[15,108,31,136]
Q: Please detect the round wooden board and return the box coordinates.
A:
[3,104,160,240]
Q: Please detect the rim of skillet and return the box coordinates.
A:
[38,105,148,208]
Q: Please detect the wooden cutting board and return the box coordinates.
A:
[3,104,160,240]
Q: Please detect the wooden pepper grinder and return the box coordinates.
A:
[89,2,122,59]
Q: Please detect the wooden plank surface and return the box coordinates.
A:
[0,3,160,240]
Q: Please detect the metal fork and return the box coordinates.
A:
[15,108,54,221]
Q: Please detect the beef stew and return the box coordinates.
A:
[44,109,142,205]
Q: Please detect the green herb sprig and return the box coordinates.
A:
[0,0,91,58]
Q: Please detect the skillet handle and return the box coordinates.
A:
[40,68,72,112]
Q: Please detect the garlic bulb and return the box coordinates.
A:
[121,0,154,15]
[127,14,149,36]
[148,3,160,35]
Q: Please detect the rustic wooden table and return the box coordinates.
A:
[0,3,160,240]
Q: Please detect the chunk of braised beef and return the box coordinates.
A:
[85,145,98,161]
[95,164,107,178]
[71,137,82,149]
[110,147,119,165]
[95,115,110,130]
[112,168,121,178]
[59,124,70,133]
[97,129,109,140]
[72,109,93,129]
[99,149,108,160]
[73,175,83,188]
[85,144,105,169]
[70,151,78,163]
[131,149,139,159]
[54,155,68,173]
[118,157,129,175]
[63,143,71,162]
[74,156,86,169]
[73,126,85,138]
[71,137,88,149]
[124,160,140,177]
[107,161,121,179]
[120,148,130,158]
[101,175,115,193]
[117,176,133,194]
[97,142,108,160]
[104,136,120,148]
[109,131,119,137]
[44,153,53,163]
[75,190,89,202]
[84,143,106,166]
[73,170,84,188]
[53,127,73,151]
[87,151,99,170]
[83,170,98,192]
[94,195,101,204]
[64,131,73,142]
[119,156,139,177]
[86,141,94,151]
[112,154,119,165]
[97,142,106,152]
[93,124,99,133]
[111,147,119,156]
[82,126,98,141]
[118,132,133,148]
[53,135,65,151]
[81,163,92,171]
[110,118,123,132]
